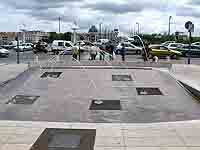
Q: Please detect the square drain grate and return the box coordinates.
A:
[136,88,163,95]
[30,128,96,150]
[90,100,121,110]
[112,75,133,81]
[6,95,40,105]
[41,72,62,78]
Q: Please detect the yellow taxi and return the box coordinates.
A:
[149,45,182,59]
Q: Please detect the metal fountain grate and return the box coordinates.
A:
[6,95,40,105]
[41,72,62,78]
[90,99,122,110]
[112,75,133,81]
[30,128,96,150]
[136,88,163,95]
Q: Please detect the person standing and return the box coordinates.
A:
[72,46,79,60]
[107,41,115,61]
[90,46,98,60]
[121,43,126,61]
[99,43,106,61]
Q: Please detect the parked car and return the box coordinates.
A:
[167,43,184,50]
[149,45,182,59]
[192,42,200,47]
[14,43,33,52]
[115,42,142,55]
[161,41,176,47]
[3,41,23,49]
[51,40,73,55]
[76,41,94,52]
[0,47,10,57]
[176,45,200,57]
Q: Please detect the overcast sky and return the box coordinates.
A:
[0,0,200,35]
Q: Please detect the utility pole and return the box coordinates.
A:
[168,16,172,36]
[99,23,102,39]
[59,17,61,33]
[136,22,140,35]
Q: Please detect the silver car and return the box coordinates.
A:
[0,47,10,57]
[115,43,142,55]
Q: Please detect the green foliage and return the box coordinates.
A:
[48,32,72,43]
[141,33,200,44]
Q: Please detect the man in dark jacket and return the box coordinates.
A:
[106,41,115,61]
[121,43,126,61]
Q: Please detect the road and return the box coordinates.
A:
[1,49,200,65]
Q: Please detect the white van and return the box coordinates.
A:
[51,40,74,55]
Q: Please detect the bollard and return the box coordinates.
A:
[56,55,60,62]
[153,56,158,63]
[166,56,170,62]
[28,62,30,69]
[35,55,39,63]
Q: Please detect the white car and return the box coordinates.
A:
[115,42,142,55]
[168,43,184,50]
[161,41,176,47]
[0,47,10,57]
[51,40,74,55]
[14,43,33,52]
[76,41,94,52]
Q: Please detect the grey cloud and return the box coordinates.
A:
[82,2,143,14]
[81,1,164,14]
[176,6,200,18]
[188,0,200,5]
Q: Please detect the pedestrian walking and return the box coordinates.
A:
[106,41,115,61]
[99,43,106,61]
[142,43,149,62]
[121,43,126,61]
[90,46,98,60]
[72,46,79,60]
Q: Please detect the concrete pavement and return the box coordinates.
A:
[0,64,28,87]
[0,67,199,123]
[0,120,200,150]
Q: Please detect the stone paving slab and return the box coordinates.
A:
[0,120,199,150]
[0,64,28,87]
[0,68,200,123]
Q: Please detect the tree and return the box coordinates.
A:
[88,25,98,33]
[63,32,72,41]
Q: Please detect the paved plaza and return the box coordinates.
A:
[0,66,200,123]
[0,120,200,150]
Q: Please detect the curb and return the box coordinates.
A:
[178,81,200,102]
[155,68,200,102]
[41,66,153,70]
[0,67,30,87]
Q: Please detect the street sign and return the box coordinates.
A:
[189,24,194,33]
[185,21,193,30]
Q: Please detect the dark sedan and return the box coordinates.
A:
[176,45,200,57]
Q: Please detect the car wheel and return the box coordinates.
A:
[185,52,190,57]
[116,50,120,55]
[172,54,178,59]
[136,50,141,55]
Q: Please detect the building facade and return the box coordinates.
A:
[77,31,118,43]
[0,32,17,45]
[24,31,49,44]
[0,31,49,45]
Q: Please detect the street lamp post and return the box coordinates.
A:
[168,16,172,36]
[136,22,140,35]
[99,23,102,39]
[15,37,20,64]
[58,17,61,33]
